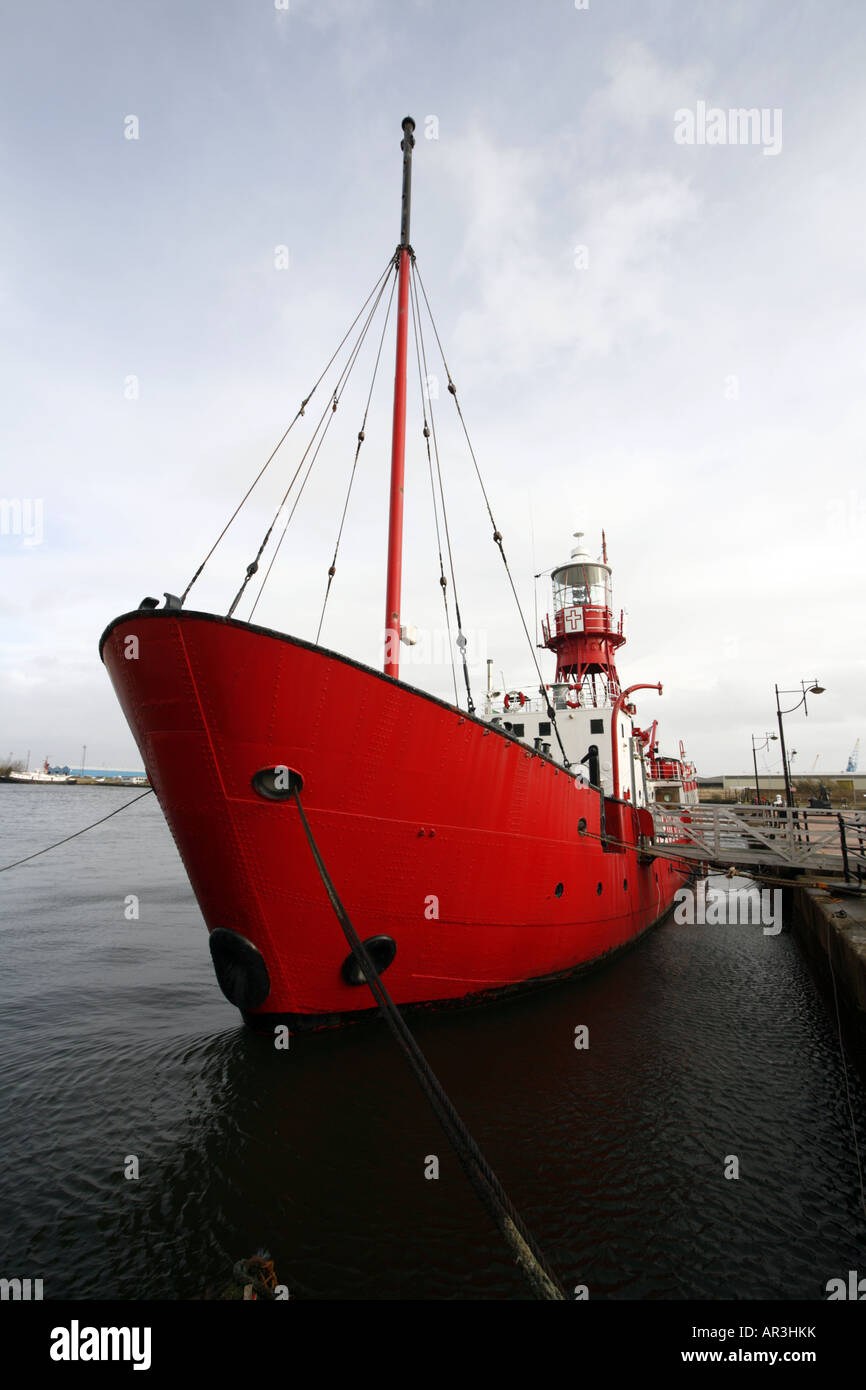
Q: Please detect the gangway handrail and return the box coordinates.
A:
[648,803,865,878]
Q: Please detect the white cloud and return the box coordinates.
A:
[588,39,709,133]
[437,127,697,375]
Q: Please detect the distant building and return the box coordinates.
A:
[698,774,865,807]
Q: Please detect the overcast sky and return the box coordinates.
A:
[1,0,863,776]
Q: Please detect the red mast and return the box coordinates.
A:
[384,116,415,679]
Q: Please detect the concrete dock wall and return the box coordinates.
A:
[793,884,866,1067]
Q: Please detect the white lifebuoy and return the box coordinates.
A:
[504,690,526,710]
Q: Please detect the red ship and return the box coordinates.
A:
[100,118,692,1030]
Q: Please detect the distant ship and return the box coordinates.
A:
[100,118,694,1030]
[8,759,77,784]
[7,758,147,785]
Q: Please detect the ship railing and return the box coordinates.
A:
[488,694,549,717]
[652,809,689,845]
[648,763,684,782]
[488,688,620,717]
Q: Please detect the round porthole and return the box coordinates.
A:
[251,766,303,800]
[555,882,564,898]
[341,935,397,986]
[596,882,603,896]
[577,818,587,835]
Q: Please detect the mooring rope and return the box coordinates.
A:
[0,790,153,872]
[289,784,566,1300]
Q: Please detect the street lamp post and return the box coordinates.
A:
[774,680,824,809]
[751,731,778,805]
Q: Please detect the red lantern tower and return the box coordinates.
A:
[541,532,625,706]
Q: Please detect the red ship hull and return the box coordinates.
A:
[100,610,690,1029]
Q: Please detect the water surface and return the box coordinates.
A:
[1,785,864,1299]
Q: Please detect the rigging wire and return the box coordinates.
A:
[412,260,570,766]
[229,386,337,620]
[407,261,459,708]
[237,259,398,622]
[180,254,396,608]
[409,260,474,714]
[315,264,400,645]
[530,503,539,652]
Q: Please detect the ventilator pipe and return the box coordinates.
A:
[610,683,662,801]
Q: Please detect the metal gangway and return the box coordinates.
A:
[649,804,866,881]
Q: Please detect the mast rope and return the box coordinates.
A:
[234,259,398,621]
[409,261,474,714]
[412,261,570,766]
[240,385,344,621]
[316,262,400,644]
[407,262,459,707]
[179,255,395,608]
[289,784,566,1301]
[0,791,153,872]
